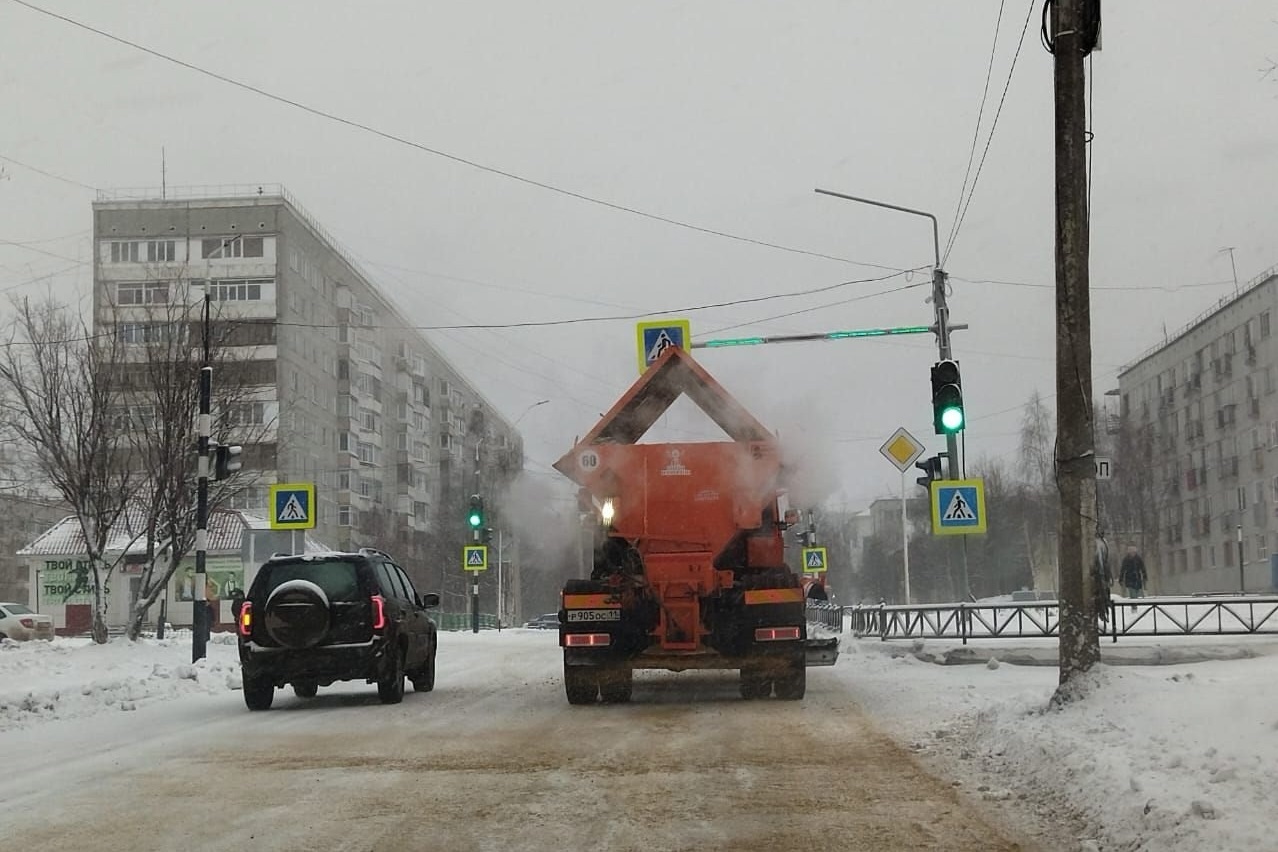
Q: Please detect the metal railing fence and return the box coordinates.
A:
[846,596,1278,644]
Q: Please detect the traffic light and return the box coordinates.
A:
[213,442,242,481]
[914,454,944,490]
[467,494,485,529]
[483,527,494,544]
[930,360,965,435]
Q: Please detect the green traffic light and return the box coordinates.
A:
[940,406,964,432]
[468,513,482,527]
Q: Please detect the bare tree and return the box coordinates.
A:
[0,296,141,643]
[1017,392,1060,591]
[104,281,273,640]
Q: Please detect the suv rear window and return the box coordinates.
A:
[259,559,362,601]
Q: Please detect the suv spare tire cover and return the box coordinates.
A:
[264,579,331,649]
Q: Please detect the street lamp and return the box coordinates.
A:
[514,398,550,425]
[494,399,549,629]
[1237,523,1245,594]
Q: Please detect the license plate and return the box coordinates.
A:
[566,609,621,622]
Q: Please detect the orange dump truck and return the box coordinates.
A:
[552,346,838,704]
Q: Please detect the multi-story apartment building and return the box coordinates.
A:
[91,186,523,597]
[1117,267,1278,594]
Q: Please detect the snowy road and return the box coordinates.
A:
[1,632,1031,852]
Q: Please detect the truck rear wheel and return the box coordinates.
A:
[564,665,598,705]
[774,659,806,700]
[599,666,633,703]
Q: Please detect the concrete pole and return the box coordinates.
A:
[1052,0,1101,686]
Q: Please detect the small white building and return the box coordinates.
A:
[18,508,327,633]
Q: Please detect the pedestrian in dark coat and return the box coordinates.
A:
[1119,545,1148,598]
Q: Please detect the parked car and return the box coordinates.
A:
[523,612,560,630]
[0,602,54,641]
[236,548,439,711]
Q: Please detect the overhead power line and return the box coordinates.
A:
[944,0,1007,259]
[942,0,1037,265]
[11,0,913,274]
[0,151,98,192]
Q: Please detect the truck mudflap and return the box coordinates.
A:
[805,636,839,667]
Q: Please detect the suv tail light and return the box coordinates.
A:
[19,618,34,629]
[371,595,387,631]
[755,626,801,641]
[237,602,253,637]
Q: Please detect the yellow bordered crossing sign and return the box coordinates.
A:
[930,478,988,536]
[636,318,691,373]
[801,546,828,573]
[269,482,315,530]
[462,545,489,572]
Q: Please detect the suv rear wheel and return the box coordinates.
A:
[411,643,436,692]
[377,647,406,704]
[244,674,275,711]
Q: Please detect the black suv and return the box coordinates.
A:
[236,548,439,711]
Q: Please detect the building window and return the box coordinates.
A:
[211,279,267,301]
[225,401,266,426]
[1257,534,1267,562]
[117,282,169,305]
[115,322,184,344]
[338,431,353,453]
[146,240,176,262]
[1262,311,1272,340]
[201,236,264,259]
[359,408,379,432]
[357,441,378,465]
[108,241,140,262]
[338,505,353,526]
[397,431,409,451]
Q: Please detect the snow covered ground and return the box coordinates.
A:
[2,629,1276,850]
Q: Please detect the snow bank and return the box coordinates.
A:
[841,637,1278,851]
[0,635,240,731]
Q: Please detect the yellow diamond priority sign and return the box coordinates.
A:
[879,427,925,473]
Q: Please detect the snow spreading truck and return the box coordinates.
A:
[552,345,839,704]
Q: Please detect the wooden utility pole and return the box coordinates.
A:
[1052,0,1101,687]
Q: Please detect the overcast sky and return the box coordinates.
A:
[1,1,1275,510]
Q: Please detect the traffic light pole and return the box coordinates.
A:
[932,266,961,482]
[193,292,211,663]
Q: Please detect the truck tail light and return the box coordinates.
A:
[755,626,801,642]
[19,618,34,629]
[371,595,387,631]
[563,632,611,647]
[237,602,253,637]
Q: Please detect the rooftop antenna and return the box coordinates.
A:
[161,147,166,199]
[1219,246,1239,296]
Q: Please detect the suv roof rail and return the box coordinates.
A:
[358,546,392,559]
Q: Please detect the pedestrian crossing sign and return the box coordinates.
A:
[463,545,489,572]
[931,478,987,536]
[636,319,691,373]
[801,546,828,573]
[269,482,316,530]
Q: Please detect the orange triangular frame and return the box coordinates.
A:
[553,347,772,476]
